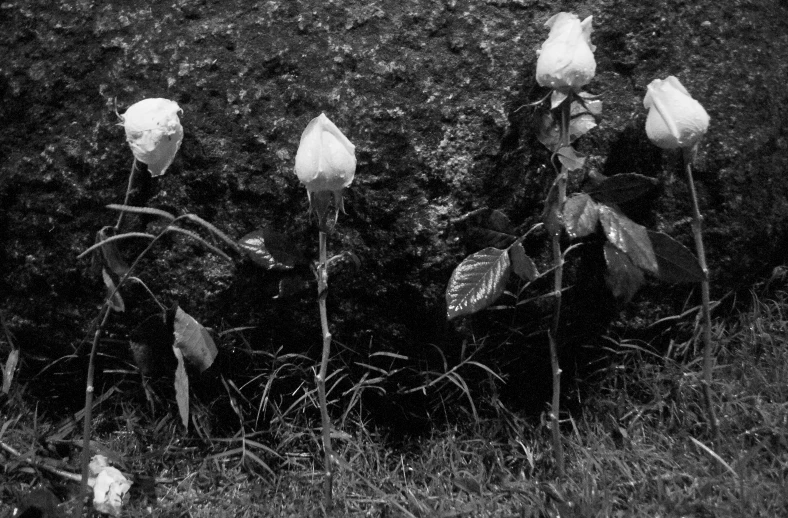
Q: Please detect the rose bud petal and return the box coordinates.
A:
[644,76,710,150]
[122,98,184,177]
[536,12,597,93]
[294,113,356,194]
[294,113,356,230]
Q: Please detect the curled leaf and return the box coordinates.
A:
[102,268,125,312]
[509,243,538,281]
[173,346,189,429]
[2,348,19,394]
[94,226,130,277]
[173,307,217,373]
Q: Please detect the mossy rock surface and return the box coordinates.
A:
[1,0,787,415]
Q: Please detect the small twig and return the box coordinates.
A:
[182,213,242,254]
[165,225,233,262]
[77,232,156,259]
[0,440,82,483]
[106,204,176,221]
[127,277,167,313]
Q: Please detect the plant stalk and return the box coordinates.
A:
[75,303,112,518]
[683,153,720,442]
[115,158,138,230]
[316,229,335,507]
[75,214,212,517]
[547,97,571,478]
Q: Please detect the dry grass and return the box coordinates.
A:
[1,291,787,517]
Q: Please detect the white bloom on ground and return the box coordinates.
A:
[88,455,132,518]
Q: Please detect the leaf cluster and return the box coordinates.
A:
[446,95,705,320]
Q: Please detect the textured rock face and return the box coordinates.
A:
[1,0,787,414]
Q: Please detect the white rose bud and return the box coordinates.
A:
[122,98,184,177]
[294,113,356,229]
[536,12,596,93]
[644,76,710,150]
[295,113,356,193]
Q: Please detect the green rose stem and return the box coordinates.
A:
[547,96,571,478]
[115,158,138,230]
[682,148,720,442]
[75,226,167,518]
[74,303,111,518]
[75,212,234,518]
[315,227,335,506]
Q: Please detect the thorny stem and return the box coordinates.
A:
[546,97,571,478]
[75,303,112,518]
[316,229,335,507]
[683,151,720,442]
[115,158,138,231]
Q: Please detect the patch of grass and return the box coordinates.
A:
[2,291,787,516]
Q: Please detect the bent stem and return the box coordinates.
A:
[75,303,112,518]
[316,229,335,507]
[75,214,232,517]
[683,152,720,442]
[115,158,138,231]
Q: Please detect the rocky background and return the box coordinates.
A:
[2,0,788,425]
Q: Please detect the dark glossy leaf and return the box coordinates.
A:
[509,243,538,281]
[557,146,585,171]
[536,109,561,152]
[569,113,597,142]
[538,97,600,153]
[648,231,705,283]
[446,247,511,320]
[173,307,217,373]
[563,193,599,239]
[458,208,517,249]
[238,228,304,271]
[599,205,658,274]
[604,243,644,303]
[587,173,658,204]
[574,94,603,116]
